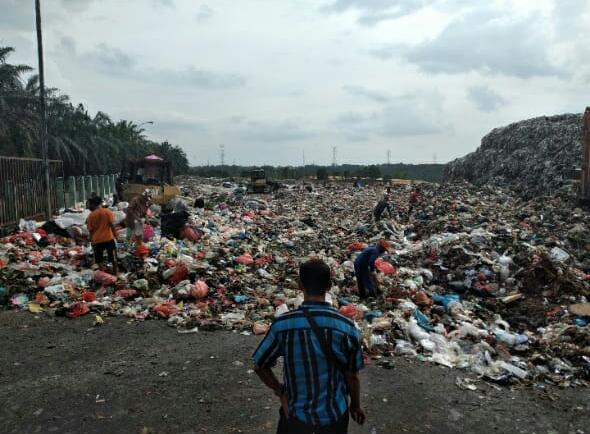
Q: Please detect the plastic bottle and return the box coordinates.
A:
[493,328,528,347]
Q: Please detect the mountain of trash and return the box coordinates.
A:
[0,179,589,389]
[445,113,583,198]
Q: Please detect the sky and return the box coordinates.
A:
[1,0,589,166]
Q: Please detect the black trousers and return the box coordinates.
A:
[93,240,116,265]
[277,409,349,434]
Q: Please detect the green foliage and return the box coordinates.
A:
[0,46,189,176]
[191,163,445,182]
[316,167,328,180]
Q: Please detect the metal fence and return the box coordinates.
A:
[0,155,118,228]
[0,156,63,228]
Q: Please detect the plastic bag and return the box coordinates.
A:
[94,270,117,286]
[181,226,199,242]
[67,302,90,318]
[154,301,178,318]
[375,259,396,275]
[236,253,254,266]
[168,263,189,286]
[135,243,149,258]
[190,280,209,299]
[143,224,155,242]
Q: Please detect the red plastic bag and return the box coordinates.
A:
[181,226,199,242]
[143,224,155,242]
[67,302,90,318]
[375,259,396,275]
[348,242,368,252]
[113,288,138,299]
[94,270,117,286]
[136,243,149,258]
[164,259,177,268]
[154,301,178,318]
[81,291,96,302]
[236,253,254,266]
[190,280,209,299]
[168,263,188,286]
[339,305,363,320]
[255,256,272,267]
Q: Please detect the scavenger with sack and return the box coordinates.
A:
[253,258,366,433]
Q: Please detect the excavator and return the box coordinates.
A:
[118,154,180,205]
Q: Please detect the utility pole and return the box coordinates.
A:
[220,144,225,167]
[332,146,337,167]
[302,149,305,167]
[387,149,391,165]
[35,0,51,220]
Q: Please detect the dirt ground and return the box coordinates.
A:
[0,311,587,434]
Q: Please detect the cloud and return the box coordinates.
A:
[403,8,563,78]
[467,86,506,112]
[0,0,34,31]
[335,93,443,140]
[56,39,245,90]
[196,4,214,22]
[155,0,175,8]
[237,119,314,143]
[155,67,245,89]
[322,0,435,26]
[343,85,391,103]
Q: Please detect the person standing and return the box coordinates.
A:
[253,258,366,434]
[373,188,393,222]
[354,240,390,298]
[125,191,151,245]
[86,196,118,274]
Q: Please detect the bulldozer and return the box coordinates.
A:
[246,169,274,194]
[118,154,180,205]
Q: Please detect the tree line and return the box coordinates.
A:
[0,46,189,177]
[190,163,445,183]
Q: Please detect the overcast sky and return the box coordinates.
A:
[1,0,589,165]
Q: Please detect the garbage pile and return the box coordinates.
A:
[445,113,582,198]
[0,179,588,388]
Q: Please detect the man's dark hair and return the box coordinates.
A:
[299,258,331,296]
[89,196,103,207]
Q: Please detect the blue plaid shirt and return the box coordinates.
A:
[253,301,364,426]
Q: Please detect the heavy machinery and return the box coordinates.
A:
[118,154,180,205]
[247,169,274,194]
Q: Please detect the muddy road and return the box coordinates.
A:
[0,312,587,434]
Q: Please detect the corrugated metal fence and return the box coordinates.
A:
[0,156,117,228]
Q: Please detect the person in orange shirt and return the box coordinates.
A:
[86,196,118,274]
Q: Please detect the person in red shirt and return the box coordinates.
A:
[86,196,118,274]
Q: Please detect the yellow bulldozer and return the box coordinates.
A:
[246,169,276,194]
[117,154,180,205]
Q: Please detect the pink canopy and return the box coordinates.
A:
[144,154,163,161]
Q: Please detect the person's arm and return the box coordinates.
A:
[109,211,118,239]
[252,327,288,414]
[345,371,365,424]
[344,332,366,425]
[86,217,95,235]
[253,366,283,397]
